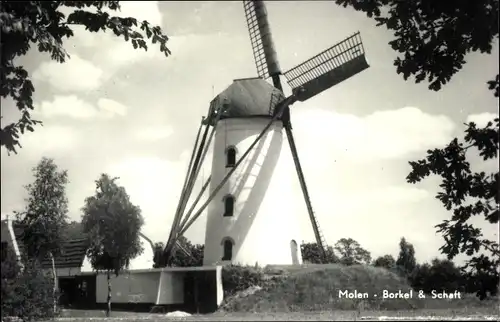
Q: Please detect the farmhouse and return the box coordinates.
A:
[0,218,223,313]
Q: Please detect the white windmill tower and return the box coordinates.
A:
[160,0,370,267]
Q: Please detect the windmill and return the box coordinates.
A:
[160,0,369,266]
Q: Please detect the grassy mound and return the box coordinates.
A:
[219,264,491,313]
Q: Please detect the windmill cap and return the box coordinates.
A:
[204,78,286,126]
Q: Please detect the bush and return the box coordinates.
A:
[1,248,55,321]
[462,271,499,299]
[409,259,464,294]
[372,255,396,270]
[301,242,338,264]
[221,265,265,298]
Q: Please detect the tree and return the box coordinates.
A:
[63,220,85,240]
[407,118,499,299]
[153,242,165,269]
[153,237,204,268]
[373,254,396,270]
[333,0,499,92]
[396,237,417,277]
[333,238,371,265]
[0,1,171,154]
[410,258,464,294]
[16,157,69,313]
[335,0,499,299]
[81,174,144,317]
[300,242,338,264]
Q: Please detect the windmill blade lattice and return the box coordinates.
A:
[244,1,268,79]
[284,32,369,101]
[243,0,282,82]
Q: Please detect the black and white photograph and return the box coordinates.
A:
[1,1,498,321]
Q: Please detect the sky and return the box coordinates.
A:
[1,1,498,265]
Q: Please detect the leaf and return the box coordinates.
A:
[334,0,499,91]
[1,1,171,154]
[407,112,499,297]
[81,174,145,274]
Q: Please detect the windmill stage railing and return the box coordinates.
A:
[284,32,369,101]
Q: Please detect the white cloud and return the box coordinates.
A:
[32,54,104,92]
[18,125,78,153]
[361,186,430,205]
[106,1,163,26]
[35,96,128,119]
[466,112,498,127]
[134,126,174,141]
[106,155,207,244]
[37,95,98,119]
[273,106,458,261]
[63,1,165,71]
[97,98,128,117]
[293,106,455,162]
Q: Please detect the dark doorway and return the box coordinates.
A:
[59,275,96,309]
[222,239,233,261]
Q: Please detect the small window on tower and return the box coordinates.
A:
[224,195,235,217]
[222,238,233,261]
[226,146,236,168]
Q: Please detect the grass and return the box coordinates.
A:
[54,308,499,321]
[51,264,498,321]
[221,264,496,313]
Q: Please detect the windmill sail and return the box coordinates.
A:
[243,0,282,89]
[284,32,369,101]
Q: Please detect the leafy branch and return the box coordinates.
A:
[1,1,171,154]
[333,0,499,91]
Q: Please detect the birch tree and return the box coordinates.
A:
[17,157,69,313]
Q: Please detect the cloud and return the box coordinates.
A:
[98,98,128,117]
[35,96,128,119]
[16,125,78,154]
[360,186,430,205]
[32,54,104,92]
[106,156,206,243]
[274,106,457,261]
[293,106,456,162]
[106,1,163,26]
[466,112,498,127]
[63,1,165,71]
[133,126,174,141]
[37,96,97,119]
